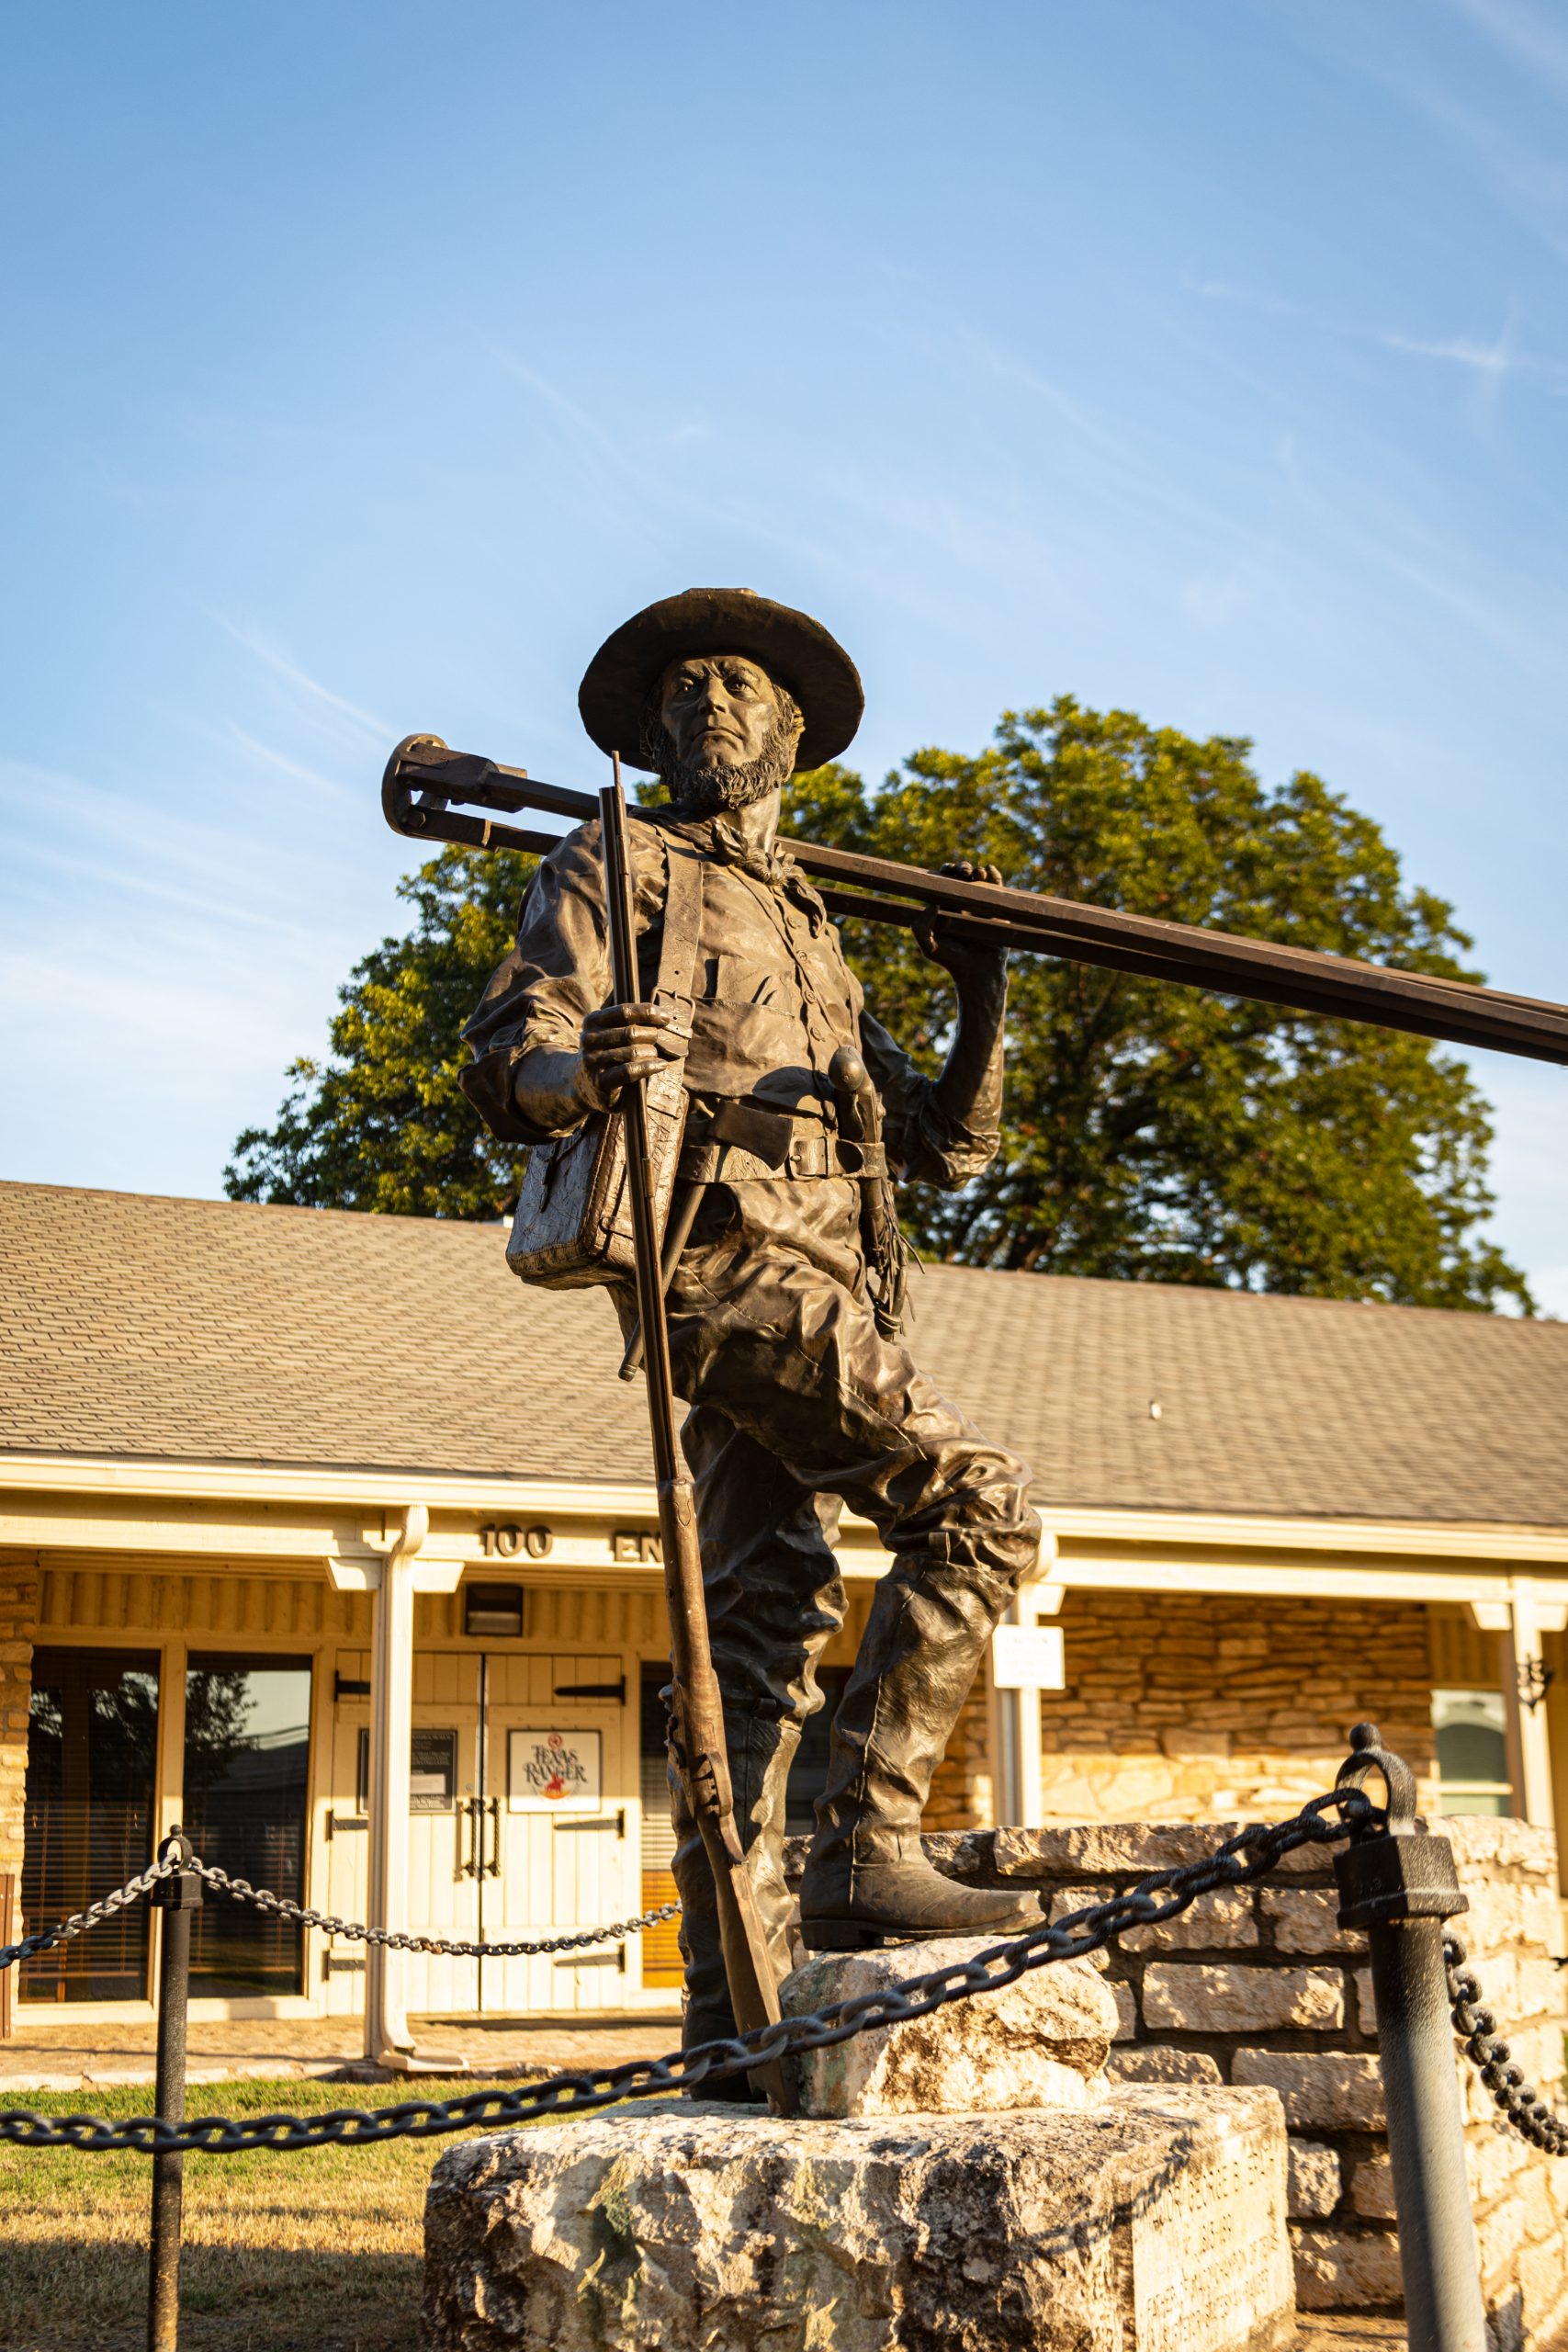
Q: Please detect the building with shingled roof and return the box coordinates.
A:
[2,1179,1564,2042]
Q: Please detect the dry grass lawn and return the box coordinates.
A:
[0,2076,504,2352]
[0,2084,1415,2352]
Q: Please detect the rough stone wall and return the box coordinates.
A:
[1036,1592,1440,1824]
[932,1815,1568,2348]
[0,1554,38,1879]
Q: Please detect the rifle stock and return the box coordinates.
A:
[597,765,790,2113]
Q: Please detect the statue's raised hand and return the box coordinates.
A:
[913,861,1010,996]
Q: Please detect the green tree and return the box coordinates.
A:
[226,847,536,1218]
[227,696,1530,1311]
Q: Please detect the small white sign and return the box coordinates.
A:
[991,1624,1066,1690]
[508,1727,603,1811]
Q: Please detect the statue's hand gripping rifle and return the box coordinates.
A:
[383,735,1568,1069]
[597,761,791,2114]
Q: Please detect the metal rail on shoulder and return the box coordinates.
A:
[381,734,1568,1066]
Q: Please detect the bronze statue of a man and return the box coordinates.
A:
[461,588,1043,2053]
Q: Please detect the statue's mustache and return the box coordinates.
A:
[662,713,798,817]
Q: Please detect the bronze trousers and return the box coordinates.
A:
[655,1176,1040,2032]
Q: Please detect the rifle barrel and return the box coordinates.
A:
[597,763,789,2108]
[382,735,1568,1068]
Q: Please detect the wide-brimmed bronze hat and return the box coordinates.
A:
[578,587,863,772]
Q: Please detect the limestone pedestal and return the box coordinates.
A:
[424,1937,1295,2352]
[424,2085,1293,2351]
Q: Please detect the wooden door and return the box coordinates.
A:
[480,1652,637,2014]
[321,1650,481,2018]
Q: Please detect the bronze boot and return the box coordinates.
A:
[670,1706,799,2098]
[798,1562,1043,1951]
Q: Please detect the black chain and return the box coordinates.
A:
[0,1784,1376,2154]
[0,1860,679,1974]
[187,1862,681,1958]
[1444,1930,1568,2156]
[0,1856,180,1972]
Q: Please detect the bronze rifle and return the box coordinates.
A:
[382,734,1568,1068]
[597,760,791,2114]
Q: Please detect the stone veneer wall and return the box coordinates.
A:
[925,1815,1568,2349]
[1035,1591,1440,1824]
[0,1555,37,1879]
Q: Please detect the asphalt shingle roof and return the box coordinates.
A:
[1,1182,1564,1528]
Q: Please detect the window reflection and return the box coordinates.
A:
[22,1649,160,2002]
[183,1656,312,1996]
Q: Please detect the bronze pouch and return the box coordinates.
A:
[505,837,703,1289]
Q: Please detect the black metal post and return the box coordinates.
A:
[147,1828,201,2352]
[1334,1724,1488,2352]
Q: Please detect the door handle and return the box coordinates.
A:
[459,1794,480,1881]
[485,1795,502,1879]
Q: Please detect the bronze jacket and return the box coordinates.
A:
[459,811,1000,1192]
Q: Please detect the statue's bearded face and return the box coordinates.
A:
[640,652,803,816]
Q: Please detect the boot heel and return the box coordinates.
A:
[798,1919,900,1953]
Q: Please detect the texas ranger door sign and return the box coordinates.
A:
[508,1727,602,1811]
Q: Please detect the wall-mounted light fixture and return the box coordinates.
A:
[1517,1657,1555,1713]
[464,1582,525,1639]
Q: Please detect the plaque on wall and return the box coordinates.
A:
[507,1727,602,1811]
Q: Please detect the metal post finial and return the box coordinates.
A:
[1337,1723,1416,1835]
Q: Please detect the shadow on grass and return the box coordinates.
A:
[0,2239,423,2352]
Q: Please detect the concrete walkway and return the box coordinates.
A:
[0,2010,682,2090]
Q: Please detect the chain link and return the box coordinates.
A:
[0,1784,1377,2154]
[0,1856,679,1973]
[1444,1931,1568,2157]
[9,1785,1566,2168]
[0,1855,180,1972]
[187,1861,680,1958]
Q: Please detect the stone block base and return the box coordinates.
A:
[424,2085,1294,2352]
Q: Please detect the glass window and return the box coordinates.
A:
[1432,1687,1513,1818]
[22,1648,160,2002]
[183,1656,313,1997]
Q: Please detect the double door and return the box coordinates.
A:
[325,1647,636,2015]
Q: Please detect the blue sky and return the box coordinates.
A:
[3,1,1564,1304]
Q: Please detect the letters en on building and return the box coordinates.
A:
[2,1179,1565,2030]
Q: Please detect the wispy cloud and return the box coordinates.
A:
[490,350,621,456]
[0,754,358,943]
[1443,0,1568,100]
[1292,11,1568,263]
[220,724,361,804]
[209,614,392,744]
[1185,276,1568,393]
[1379,329,1514,375]
[1269,438,1566,686]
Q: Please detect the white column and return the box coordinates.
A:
[365,1503,427,2062]
[327,1517,464,2072]
[990,1533,1062,1827]
[1470,1588,1565,1829]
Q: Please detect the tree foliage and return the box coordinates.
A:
[227,695,1530,1311]
[226,847,536,1219]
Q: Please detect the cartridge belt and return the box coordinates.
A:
[678,1098,886,1185]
